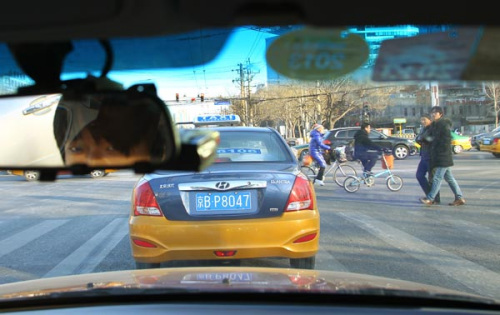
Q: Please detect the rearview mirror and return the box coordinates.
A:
[55,88,178,170]
[0,84,219,178]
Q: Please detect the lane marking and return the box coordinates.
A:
[78,219,129,274]
[317,244,349,272]
[0,220,68,258]
[44,218,128,278]
[337,211,500,299]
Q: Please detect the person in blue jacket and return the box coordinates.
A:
[309,124,331,186]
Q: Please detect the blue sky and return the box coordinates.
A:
[108,28,275,101]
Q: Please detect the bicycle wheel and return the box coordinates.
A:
[343,175,361,193]
[386,174,403,191]
[333,164,357,186]
[300,166,316,181]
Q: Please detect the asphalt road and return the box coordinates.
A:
[0,150,498,300]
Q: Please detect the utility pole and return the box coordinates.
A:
[232,59,258,126]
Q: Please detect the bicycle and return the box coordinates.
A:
[343,150,403,193]
[300,149,358,186]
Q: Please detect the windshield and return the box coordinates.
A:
[0,22,499,308]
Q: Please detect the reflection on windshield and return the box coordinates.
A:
[55,92,172,167]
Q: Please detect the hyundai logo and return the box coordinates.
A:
[215,182,230,190]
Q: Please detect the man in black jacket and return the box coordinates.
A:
[354,122,382,176]
[415,114,440,203]
[420,106,465,206]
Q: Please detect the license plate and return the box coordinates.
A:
[483,138,491,145]
[181,273,254,284]
[196,191,251,211]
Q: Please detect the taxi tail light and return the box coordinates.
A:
[494,138,499,144]
[134,182,163,216]
[285,173,314,211]
[214,250,237,257]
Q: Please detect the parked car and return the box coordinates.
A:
[473,126,500,150]
[479,131,500,158]
[323,127,416,160]
[471,133,486,150]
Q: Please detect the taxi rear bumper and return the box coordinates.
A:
[129,210,320,263]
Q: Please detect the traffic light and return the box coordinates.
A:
[200,93,204,102]
[175,93,179,102]
[362,103,370,122]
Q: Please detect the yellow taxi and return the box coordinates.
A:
[479,131,500,158]
[450,132,472,154]
[130,115,319,269]
[414,131,472,154]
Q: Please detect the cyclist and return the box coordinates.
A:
[354,122,382,177]
[309,124,331,186]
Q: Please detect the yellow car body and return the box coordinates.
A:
[130,208,320,264]
[415,132,471,154]
[450,133,472,153]
[479,133,500,156]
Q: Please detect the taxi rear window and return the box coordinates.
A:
[216,131,290,162]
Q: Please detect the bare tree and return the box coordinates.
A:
[483,82,500,127]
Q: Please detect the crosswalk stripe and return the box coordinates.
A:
[317,245,349,272]
[44,218,128,278]
[78,219,129,274]
[337,211,500,299]
[0,220,69,258]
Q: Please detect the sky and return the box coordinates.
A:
[107,28,275,101]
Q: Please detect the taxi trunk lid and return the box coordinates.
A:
[146,163,299,221]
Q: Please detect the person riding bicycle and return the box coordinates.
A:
[309,124,331,186]
[354,122,382,177]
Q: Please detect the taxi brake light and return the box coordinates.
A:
[134,182,163,216]
[494,138,499,144]
[285,174,313,211]
[214,250,237,257]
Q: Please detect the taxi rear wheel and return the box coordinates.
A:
[90,169,106,178]
[135,262,161,269]
[290,256,315,269]
[452,145,463,154]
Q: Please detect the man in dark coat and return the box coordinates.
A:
[415,114,440,203]
[353,122,382,176]
[420,106,465,206]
